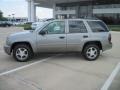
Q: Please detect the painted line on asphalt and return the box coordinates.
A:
[101,62,120,90]
[0,54,61,77]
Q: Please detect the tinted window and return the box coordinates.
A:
[69,21,87,33]
[43,21,65,34]
[88,21,109,32]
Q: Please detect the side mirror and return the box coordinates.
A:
[39,30,46,35]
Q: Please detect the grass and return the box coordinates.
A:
[17,24,32,30]
[108,25,120,32]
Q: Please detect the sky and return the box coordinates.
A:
[0,0,53,19]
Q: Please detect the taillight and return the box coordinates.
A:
[108,34,112,43]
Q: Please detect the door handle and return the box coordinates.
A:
[59,36,65,39]
[83,35,88,38]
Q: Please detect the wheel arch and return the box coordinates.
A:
[11,41,34,53]
[82,41,102,52]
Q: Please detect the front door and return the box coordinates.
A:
[37,21,66,52]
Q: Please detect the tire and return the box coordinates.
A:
[83,44,100,61]
[13,44,33,62]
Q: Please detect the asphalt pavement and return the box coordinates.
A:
[0,27,120,90]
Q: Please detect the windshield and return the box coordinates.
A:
[32,22,45,30]
[35,21,48,31]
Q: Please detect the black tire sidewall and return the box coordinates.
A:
[83,44,100,61]
[13,44,33,62]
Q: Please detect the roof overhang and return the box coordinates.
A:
[34,0,120,8]
[34,0,91,8]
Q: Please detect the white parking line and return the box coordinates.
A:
[101,63,120,90]
[0,54,60,77]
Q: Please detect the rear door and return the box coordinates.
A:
[66,20,89,52]
[87,20,110,50]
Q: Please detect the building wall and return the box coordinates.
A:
[55,5,93,19]
[54,2,120,24]
[93,4,120,24]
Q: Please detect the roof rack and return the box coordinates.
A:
[80,16,99,20]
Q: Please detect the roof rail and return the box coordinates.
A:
[81,16,99,20]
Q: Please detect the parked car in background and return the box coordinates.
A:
[4,19,112,62]
[12,22,27,26]
[31,18,54,30]
[0,21,12,27]
[31,21,44,30]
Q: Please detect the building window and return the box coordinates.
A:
[93,4,120,9]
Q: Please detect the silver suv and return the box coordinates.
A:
[4,19,112,62]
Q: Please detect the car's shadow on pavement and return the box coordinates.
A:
[6,52,109,63]
[27,53,85,62]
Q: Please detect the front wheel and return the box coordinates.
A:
[83,44,100,61]
[13,44,33,62]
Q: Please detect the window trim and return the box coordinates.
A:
[68,20,88,34]
[87,21,109,33]
[40,21,66,35]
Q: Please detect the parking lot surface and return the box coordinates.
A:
[0,27,120,90]
[108,65,120,90]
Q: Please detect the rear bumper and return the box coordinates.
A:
[4,45,11,55]
[103,42,112,51]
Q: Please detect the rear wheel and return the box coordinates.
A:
[83,44,100,61]
[13,44,33,62]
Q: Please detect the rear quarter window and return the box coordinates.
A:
[88,21,109,32]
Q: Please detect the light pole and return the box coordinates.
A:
[12,14,15,24]
[8,15,11,22]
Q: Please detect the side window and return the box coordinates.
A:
[43,21,65,34]
[69,21,87,33]
[88,21,109,32]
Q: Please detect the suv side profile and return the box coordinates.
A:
[4,19,112,62]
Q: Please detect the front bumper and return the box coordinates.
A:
[4,45,11,55]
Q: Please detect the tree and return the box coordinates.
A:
[0,10,3,19]
[0,10,7,21]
